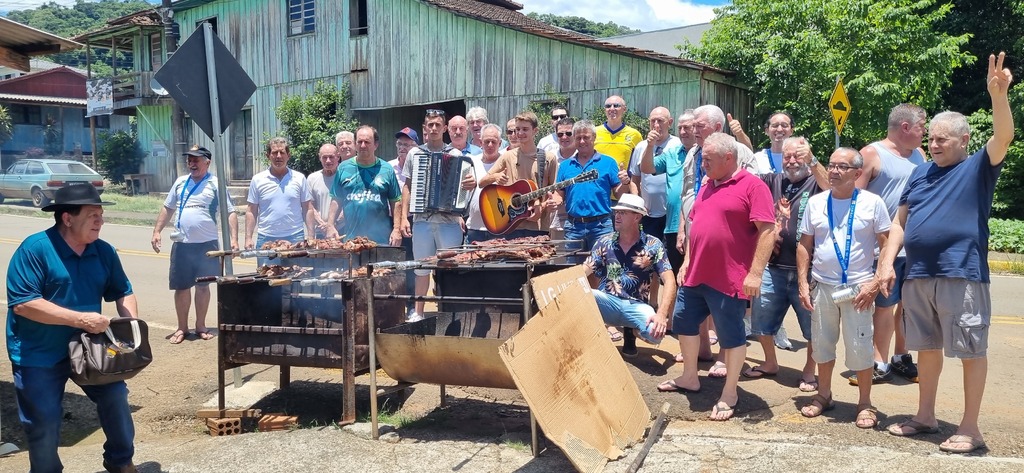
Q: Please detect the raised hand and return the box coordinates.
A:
[727,113,743,136]
[988,52,1013,97]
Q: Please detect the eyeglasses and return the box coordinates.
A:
[556,131,573,137]
[604,103,624,109]
[425,109,446,117]
[826,163,859,171]
[506,129,515,135]
[551,113,568,120]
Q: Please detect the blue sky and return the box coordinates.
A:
[1,0,729,32]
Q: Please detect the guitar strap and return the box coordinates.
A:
[535,148,546,185]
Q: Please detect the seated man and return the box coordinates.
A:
[584,194,675,357]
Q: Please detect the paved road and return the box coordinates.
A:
[0,213,1023,472]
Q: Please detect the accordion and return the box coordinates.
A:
[409,151,475,214]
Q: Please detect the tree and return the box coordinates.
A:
[0,105,12,146]
[42,115,63,156]
[684,0,972,155]
[526,12,639,37]
[938,0,1024,113]
[96,126,144,185]
[966,84,1024,219]
[275,81,359,175]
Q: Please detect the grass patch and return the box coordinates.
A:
[503,439,529,452]
[100,192,167,214]
[990,255,1024,275]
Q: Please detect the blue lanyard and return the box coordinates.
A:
[694,147,704,194]
[765,148,778,173]
[827,189,858,284]
[176,173,210,229]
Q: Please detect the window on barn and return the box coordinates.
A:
[288,0,316,36]
[349,0,368,36]
[84,115,110,129]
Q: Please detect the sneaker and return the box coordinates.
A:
[622,328,638,358]
[406,311,423,323]
[891,353,920,382]
[849,366,893,386]
[774,327,794,350]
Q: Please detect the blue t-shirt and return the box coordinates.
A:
[6,226,133,367]
[332,157,402,244]
[901,148,1002,282]
[653,145,688,233]
[556,153,619,218]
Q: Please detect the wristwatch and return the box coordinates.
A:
[809,158,819,167]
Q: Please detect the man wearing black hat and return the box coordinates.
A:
[6,184,140,473]
[152,145,238,344]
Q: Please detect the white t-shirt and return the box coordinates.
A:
[163,174,235,243]
[753,148,784,174]
[465,153,499,231]
[628,135,682,218]
[388,158,406,186]
[247,168,312,238]
[799,189,891,286]
[537,133,558,153]
[306,170,334,222]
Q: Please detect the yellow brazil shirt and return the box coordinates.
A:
[595,123,643,171]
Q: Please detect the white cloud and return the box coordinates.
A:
[519,0,723,32]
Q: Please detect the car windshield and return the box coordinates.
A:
[47,163,95,175]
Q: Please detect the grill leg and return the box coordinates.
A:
[439,384,446,407]
[279,365,290,389]
[531,410,539,457]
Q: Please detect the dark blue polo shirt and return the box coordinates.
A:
[6,226,133,367]
[556,152,620,218]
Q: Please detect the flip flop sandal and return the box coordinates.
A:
[856,405,878,429]
[800,393,834,418]
[798,378,819,392]
[709,402,736,421]
[168,330,186,345]
[195,330,215,340]
[939,434,986,454]
[608,329,623,342]
[887,419,940,437]
[656,379,700,394]
[708,361,728,378]
[742,367,778,379]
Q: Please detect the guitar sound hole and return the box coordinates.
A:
[510,194,524,209]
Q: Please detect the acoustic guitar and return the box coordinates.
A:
[479,170,599,234]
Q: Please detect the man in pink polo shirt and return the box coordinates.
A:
[658,132,776,421]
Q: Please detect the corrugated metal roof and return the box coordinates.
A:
[0,92,86,106]
[0,16,81,54]
[604,23,712,58]
[421,0,732,74]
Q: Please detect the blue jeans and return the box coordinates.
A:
[751,266,813,340]
[593,291,662,344]
[13,363,135,472]
[412,220,464,276]
[563,217,612,263]
[255,231,305,266]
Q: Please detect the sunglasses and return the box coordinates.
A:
[506,129,515,135]
[551,113,568,120]
[425,108,446,116]
[604,103,624,109]
[556,131,573,137]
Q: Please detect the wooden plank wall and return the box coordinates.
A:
[165,0,743,177]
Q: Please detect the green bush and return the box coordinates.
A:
[989,218,1024,253]
[96,129,144,184]
[275,81,358,175]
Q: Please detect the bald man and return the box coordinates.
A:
[630,107,680,240]
[595,95,643,178]
[449,115,482,155]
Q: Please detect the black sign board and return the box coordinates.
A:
[153,23,256,139]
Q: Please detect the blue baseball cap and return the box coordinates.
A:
[395,127,420,145]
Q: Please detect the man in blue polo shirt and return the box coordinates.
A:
[549,120,630,262]
[6,184,140,473]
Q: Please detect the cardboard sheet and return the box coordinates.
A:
[499,266,650,473]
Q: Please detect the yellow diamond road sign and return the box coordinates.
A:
[829,78,851,136]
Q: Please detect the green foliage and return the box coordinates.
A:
[938,0,1024,113]
[526,12,640,37]
[42,115,63,156]
[585,106,650,137]
[0,105,12,145]
[965,84,1024,219]
[685,0,972,155]
[275,81,359,175]
[527,85,569,138]
[989,219,1024,253]
[96,128,144,184]
[5,0,152,76]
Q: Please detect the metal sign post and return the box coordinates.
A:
[201,22,233,276]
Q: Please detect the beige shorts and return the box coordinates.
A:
[810,281,874,371]
[902,278,990,359]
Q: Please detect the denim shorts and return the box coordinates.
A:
[672,284,748,349]
[874,256,907,307]
[751,266,812,340]
[412,220,464,275]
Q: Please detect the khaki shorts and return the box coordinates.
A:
[902,278,990,359]
[810,281,874,371]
